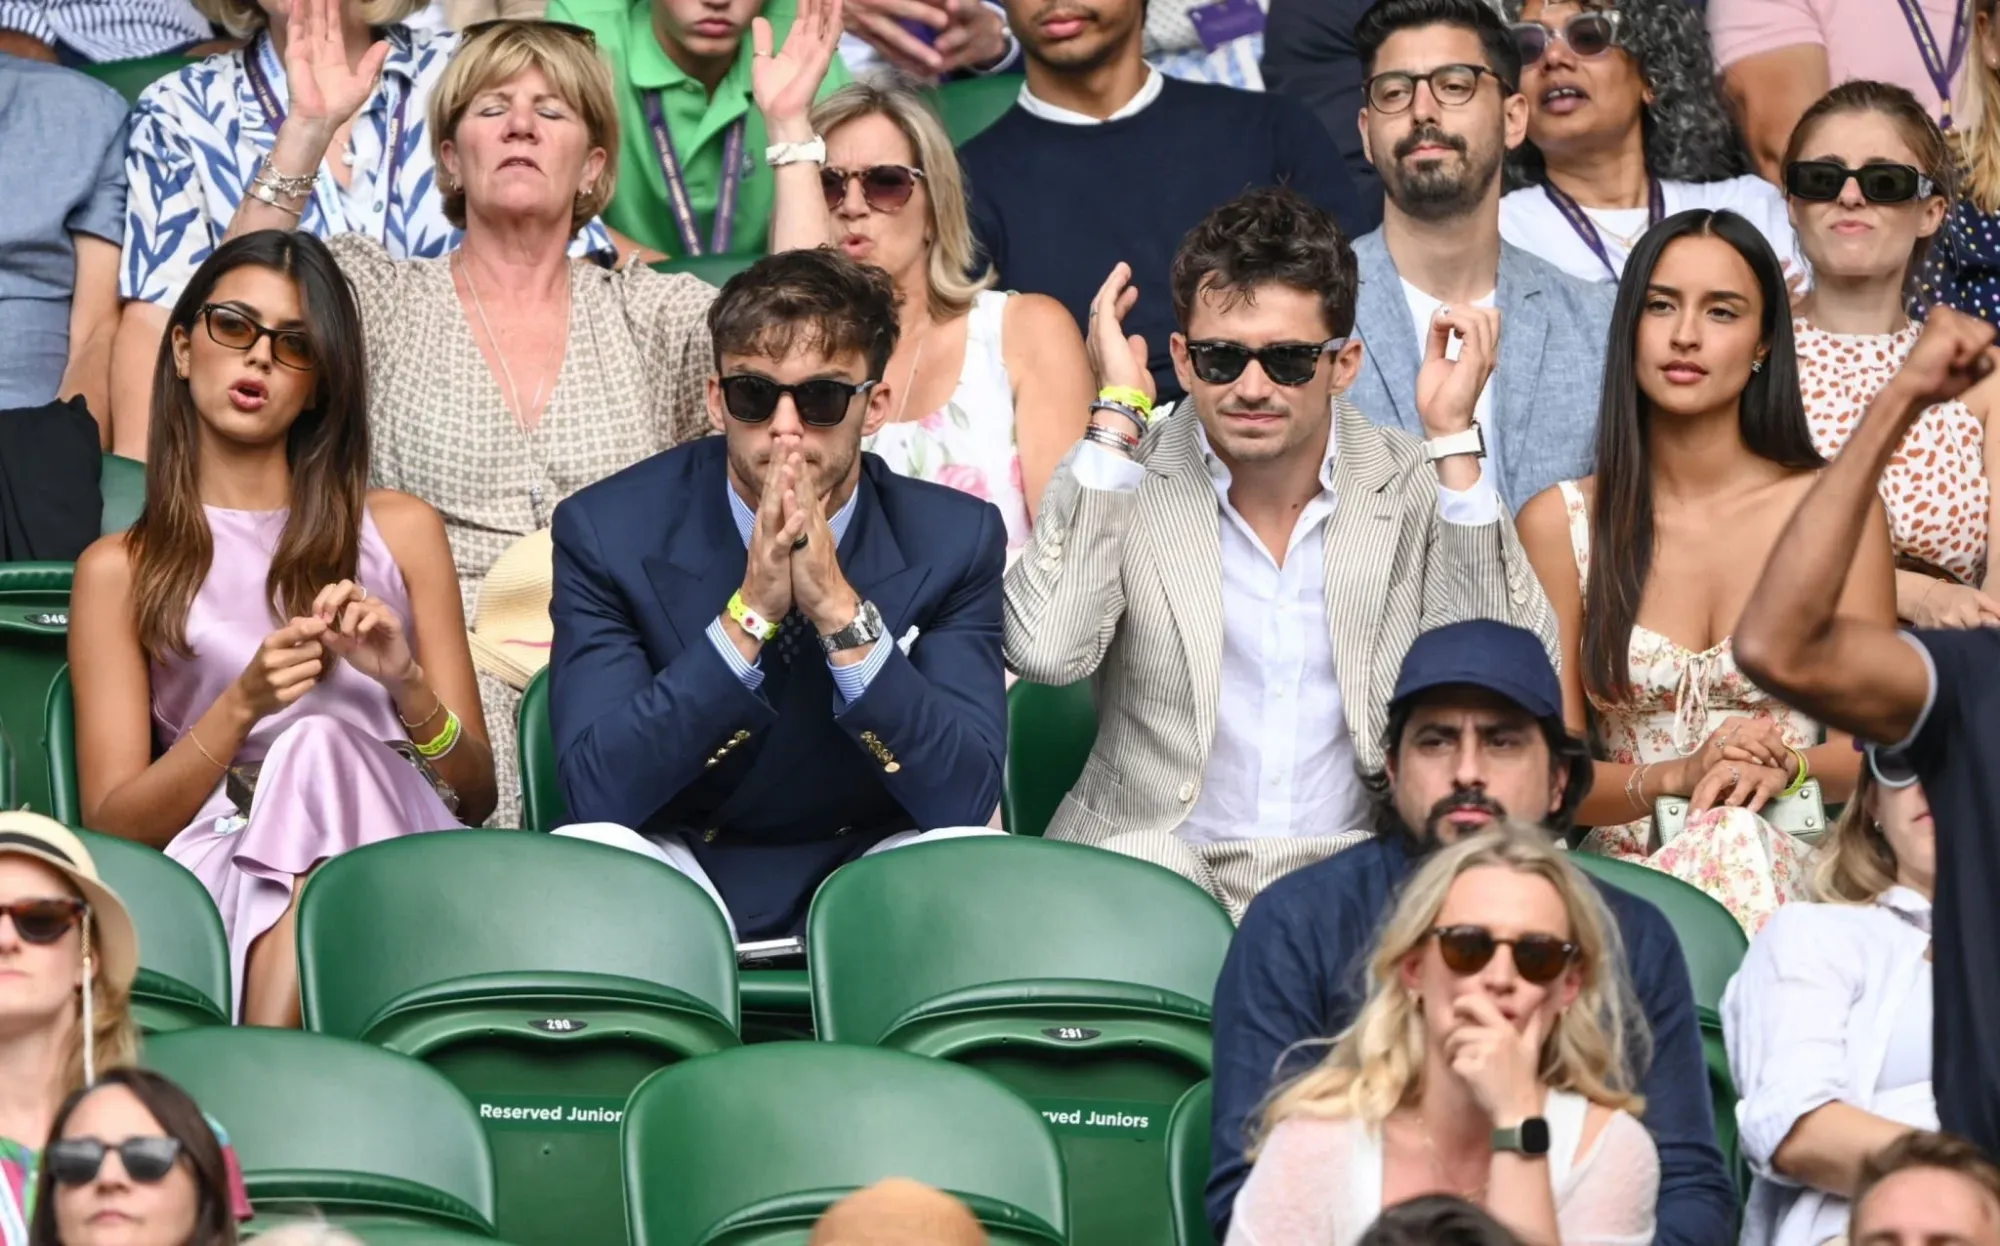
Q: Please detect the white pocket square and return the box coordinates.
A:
[897,625,921,655]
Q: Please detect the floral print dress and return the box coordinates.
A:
[1559,482,1811,933]
[863,290,1029,553]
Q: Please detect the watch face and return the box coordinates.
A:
[1520,1116,1551,1156]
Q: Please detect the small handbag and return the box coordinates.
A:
[1653,779,1826,848]
[223,739,461,820]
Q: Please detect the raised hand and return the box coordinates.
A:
[1886,305,1999,413]
[282,0,390,135]
[1087,263,1152,406]
[1444,993,1550,1126]
[1415,304,1499,439]
[306,578,415,687]
[233,618,326,718]
[742,446,806,622]
[752,0,845,140]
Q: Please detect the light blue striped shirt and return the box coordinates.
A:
[703,481,891,706]
[0,0,211,62]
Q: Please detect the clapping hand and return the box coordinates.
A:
[752,0,844,140]
[1087,263,1152,410]
[305,578,415,687]
[281,0,389,138]
[1414,304,1499,439]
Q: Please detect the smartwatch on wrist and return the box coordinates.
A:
[1424,424,1487,462]
[1491,1117,1551,1157]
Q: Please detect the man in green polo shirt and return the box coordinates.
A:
[552,0,853,258]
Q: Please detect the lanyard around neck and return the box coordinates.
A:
[642,89,745,258]
[1542,176,1665,280]
[242,32,410,241]
[1896,0,1970,129]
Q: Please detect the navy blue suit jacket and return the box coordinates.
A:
[548,438,1008,937]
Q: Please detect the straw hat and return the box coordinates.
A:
[467,526,554,690]
[809,1179,989,1246]
[0,813,138,992]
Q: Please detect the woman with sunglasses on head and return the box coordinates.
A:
[1497,0,1801,285]
[1722,743,1938,1246]
[1516,208,1896,933]
[754,57,1094,552]
[28,1069,238,1246]
[1227,824,1657,1246]
[1786,81,2000,631]
[68,230,496,1028]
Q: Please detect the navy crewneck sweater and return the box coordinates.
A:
[960,76,1377,400]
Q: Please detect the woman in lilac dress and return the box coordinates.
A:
[69,229,496,1027]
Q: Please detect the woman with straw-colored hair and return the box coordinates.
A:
[1225,825,1658,1246]
[754,63,1094,553]
[1722,743,1938,1246]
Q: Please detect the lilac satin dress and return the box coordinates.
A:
[152,507,461,1015]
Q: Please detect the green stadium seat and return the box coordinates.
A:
[1001,680,1095,837]
[82,53,195,103]
[45,665,78,826]
[1165,1081,1215,1246]
[72,826,230,1031]
[248,1223,522,1246]
[649,253,761,286]
[145,1028,498,1236]
[624,1043,1068,1246]
[931,74,1022,144]
[101,453,147,535]
[298,832,740,1246]
[0,563,74,815]
[515,669,566,832]
[1566,851,1750,1187]
[808,836,1231,1246]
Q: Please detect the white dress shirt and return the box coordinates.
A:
[1071,404,1498,842]
[1016,64,1165,124]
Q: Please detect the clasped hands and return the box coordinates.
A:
[738,439,861,638]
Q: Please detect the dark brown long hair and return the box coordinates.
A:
[1582,209,1823,703]
[30,1068,239,1246]
[126,231,370,661]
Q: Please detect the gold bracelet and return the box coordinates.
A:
[398,689,444,731]
[186,728,228,771]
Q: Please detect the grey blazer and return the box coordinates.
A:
[1346,228,1613,513]
[1003,399,1559,897]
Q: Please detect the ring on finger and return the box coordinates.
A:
[1729,765,1741,786]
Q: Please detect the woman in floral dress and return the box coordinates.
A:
[1518,208,1897,933]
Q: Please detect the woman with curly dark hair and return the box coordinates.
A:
[1497,0,1802,283]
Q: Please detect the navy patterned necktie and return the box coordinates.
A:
[773,610,812,668]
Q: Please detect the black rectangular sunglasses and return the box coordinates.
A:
[719,375,878,427]
[1785,159,1937,204]
[1186,338,1345,387]
[47,1137,185,1186]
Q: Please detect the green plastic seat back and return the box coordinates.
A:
[300,831,741,1246]
[73,827,229,1031]
[101,453,146,534]
[516,669,568,832]
[809,837,1230,1246]
[45,665,79,826]
[81,54,194,102]
[1165,1081,1215,1246]
[931,74,1022,144]
[625,1044,1068,1246]
[1001,681,1096,837]
[0,563,74,815]
[1565,852,1749,1184]
[145,1029,497,1235]
[649,254,762,286]
[250,1221,520,1246]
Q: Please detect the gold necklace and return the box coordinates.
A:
[893,328,930,424]
[456,251,570,527]
[1417,1111,1491,1203]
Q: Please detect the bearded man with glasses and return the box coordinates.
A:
[1344,0,1613,514]
[1005,185,1557,921]
[545,248,1007,945]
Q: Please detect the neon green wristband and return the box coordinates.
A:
[728,590,780,642]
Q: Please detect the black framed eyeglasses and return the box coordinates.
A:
[1364,64,1503,114]
[197,304,316,371]
[1185,338,1345,387]
[46,1137,185,1187]
[821,164,926,213]
[0,898,85,944]
[1785,159,1937,204]
[719,374,878,427]
[1427,924,1580,985]
[1510,11,1621,65]
[461,18,597,44]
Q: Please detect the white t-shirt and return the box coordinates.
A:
[1499,174,1803,285]
[1400,280,1496,477]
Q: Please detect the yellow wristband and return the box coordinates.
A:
[1778,745,1810,798]
[1098,385,1153,419]
[728,590,780,642]
[415,709,461,759]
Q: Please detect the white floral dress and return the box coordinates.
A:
[1560,482,1811,933]
[862,290,1028,552]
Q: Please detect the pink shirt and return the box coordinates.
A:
[1707,0,1971,124]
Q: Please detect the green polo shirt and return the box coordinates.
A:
[551,0,851,257]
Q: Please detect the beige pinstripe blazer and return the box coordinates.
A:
[1003,399,1560,909]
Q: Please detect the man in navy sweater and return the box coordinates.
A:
[1206,619,1738,1243]
[957,0,1376,402]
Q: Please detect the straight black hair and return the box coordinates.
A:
[1355,0,1523,90]
[1583,208,1823,704]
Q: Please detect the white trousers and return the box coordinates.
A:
[551,822,1004,943]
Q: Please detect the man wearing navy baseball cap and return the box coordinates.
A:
[1204,619,1738,1245]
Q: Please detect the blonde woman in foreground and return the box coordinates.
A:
[1226,826,1659,1246]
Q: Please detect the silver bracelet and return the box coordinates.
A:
[1082,423,1139,456]
[252,159,317,200]
[246,180,304,217]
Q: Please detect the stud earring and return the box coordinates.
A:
[1751,357,1765,373]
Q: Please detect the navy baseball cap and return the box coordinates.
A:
[1389,620,1563,722]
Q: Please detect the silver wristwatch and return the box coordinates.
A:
[819,600,886,654]
[1424,424,1487,462]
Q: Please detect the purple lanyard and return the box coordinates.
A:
[1897,0,1970,129]
[242,34,410,239]
[642,89,744,258]
[1542,177,1664,280]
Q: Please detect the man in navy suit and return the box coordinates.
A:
[546,250,1008,941]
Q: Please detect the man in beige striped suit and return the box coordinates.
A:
[1003,186,1561,918]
